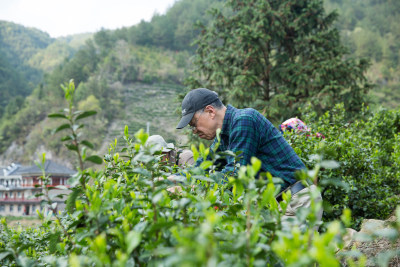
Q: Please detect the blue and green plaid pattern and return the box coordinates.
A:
[204,105,305,189]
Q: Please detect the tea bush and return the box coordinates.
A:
[283,104,400,229]
[0,127,347,266]
[0,81,344,266]
[1,82,400,265]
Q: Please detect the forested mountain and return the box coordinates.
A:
[0,21,91,119]
[0,0,399,166]
[325,0,400,108]
[0,21,53,74]
[112,0,224,51]
[0,0,223,165]
[0,21,52,117]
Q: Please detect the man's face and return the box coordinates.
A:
[189,108,217,140]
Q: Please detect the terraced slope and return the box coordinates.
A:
[100,83,188,153]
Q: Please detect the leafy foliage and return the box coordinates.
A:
[119,0,224,51]
[0,30,188,159]
[1,121,399,265]
[0,53,29,117]
[2,87,400,266]
[282,104,400,229]
[0,124,340,266]
[3,0,399,164]
[28,40,75,72]
[0,21,54,117]
[324,0,400,109]
[48,80,102,171]
[186,0,371,122]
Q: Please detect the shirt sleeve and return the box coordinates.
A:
[219,115,260,176]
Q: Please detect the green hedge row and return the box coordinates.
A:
[1,101,400,265]
[284,104,400,229]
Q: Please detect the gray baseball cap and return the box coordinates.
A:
[176,88,219,129]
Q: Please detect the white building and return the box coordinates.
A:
[0,161,75,216]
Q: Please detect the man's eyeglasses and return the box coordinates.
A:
[189,112,204,130]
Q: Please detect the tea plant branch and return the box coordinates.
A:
[246,199,251,267]
[150,171,160,241]
[49,80,102,190]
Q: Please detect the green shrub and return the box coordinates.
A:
[0,128,342,266]
[1,82,399,265]
[284,104,400,229]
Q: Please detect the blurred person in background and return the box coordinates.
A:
[280,118,325,139]
[145,135,194,167]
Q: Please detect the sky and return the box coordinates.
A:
[0,0,177,37]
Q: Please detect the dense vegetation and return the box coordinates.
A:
[0,21,89,119]
[284,104,400,229]
[0,31,190,162]
[0,21,51,117]
[186,0,371,122]
[110,0,224,51]
[1,83,400,265]
[0,0,227,162]
[0,0,400,264]
[1,0,399,164]
[324,0,400,109]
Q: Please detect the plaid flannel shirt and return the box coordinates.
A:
[198,105,305,189]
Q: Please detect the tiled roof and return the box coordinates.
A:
[4,160,75,176]
[1,163,21,176]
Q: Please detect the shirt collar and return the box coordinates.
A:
[221,105,235,136]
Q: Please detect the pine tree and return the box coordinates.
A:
[186,0,371,121]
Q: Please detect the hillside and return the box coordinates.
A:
[324,0,400,109]
[0,21,52,117]
[0,0,399,166]
[28,33,93,73]
[0,21,91,119]
[0,0,218,166]
[0,82,186,166]
[0,20,53,71]
[0,33,191,165]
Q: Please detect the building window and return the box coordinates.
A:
[18,192,21,198]
[0,205,4,211]
[18,205,21,212]
[0,192,2,198]
[32,205,36,211]
[10,205,13,212]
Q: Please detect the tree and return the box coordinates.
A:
[128,20,154,47]
[186,0,372,121]
[0,51,29,118]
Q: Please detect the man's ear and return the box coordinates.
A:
[204,105,216,118]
